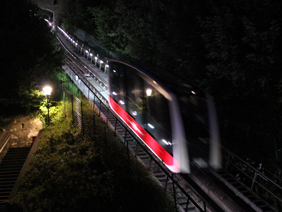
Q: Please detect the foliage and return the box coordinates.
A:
[11,93,174,212]
[58,0,282,173]
[39,100,66,127]
[0,0,64,111]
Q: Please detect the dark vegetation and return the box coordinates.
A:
[1,1,282,209]
[0,0,64,114]
[60,0,282,174]
[0,2,175,208]
[11,94,175,212]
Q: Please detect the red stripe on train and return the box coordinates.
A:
[109,97,179,171]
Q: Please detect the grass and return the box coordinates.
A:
[10,94,175,212]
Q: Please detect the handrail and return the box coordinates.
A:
[0,131,12,163]
[63,46,209,212]
[222,145,282,205]
[223,146,282,190]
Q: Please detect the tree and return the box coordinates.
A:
[198,0,282,165]
[0,0,64,113]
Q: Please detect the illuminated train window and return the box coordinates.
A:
[109,62,172,151]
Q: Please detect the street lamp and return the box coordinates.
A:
[43,86,52,126]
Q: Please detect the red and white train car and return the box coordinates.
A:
[108,60,221,173]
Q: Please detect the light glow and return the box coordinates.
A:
[119,100,125,105]
[162,139,172,145]
[112,92,117,95]
[43,86,52,96]
[148,123,154,129]
[132,111,137,116]
[146,89,152,96]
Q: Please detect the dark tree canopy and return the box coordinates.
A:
[59,0,282,170]
[0,0,64,112]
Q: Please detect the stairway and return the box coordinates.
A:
[0,147,31,205]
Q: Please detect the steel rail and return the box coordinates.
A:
[59,37,211,211]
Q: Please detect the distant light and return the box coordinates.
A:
[112,92,117,95]
[153,81,157,84]
[43,86,52,96]
[133,111,137,116]
[94,56,98,60]
[146,89,152,96]
[105,64,109,68]
[90,53,93,57]
[100,60,104,64]
[191,91,196,95]
[119,100,125,105]
[162,139,172,145]
[148,123,154,129]
[85,50,88,54]
[113,70,116,73]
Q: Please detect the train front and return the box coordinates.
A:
[174,83,222,172]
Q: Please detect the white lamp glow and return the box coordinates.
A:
[43,86,52,96]
[146,88,152,96]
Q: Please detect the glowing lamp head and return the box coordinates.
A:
[43,86,52,96]
[146,89,152,96]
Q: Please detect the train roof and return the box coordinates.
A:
[109,59,207,99]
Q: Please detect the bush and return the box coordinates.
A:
[11,97,174,212]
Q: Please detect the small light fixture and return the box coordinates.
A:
[146,88,152,96]
[43,86,52,96]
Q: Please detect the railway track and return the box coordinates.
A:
[56,27,278,212]
[58,32,218,212]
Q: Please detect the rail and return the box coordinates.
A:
[222,146,282,209]
[57,25,282,211]
[0,131,12,163]
[61,47,209,211]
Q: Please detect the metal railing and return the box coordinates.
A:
[223,146,282,210]
[62,54,208,212]
[0,132,12,163]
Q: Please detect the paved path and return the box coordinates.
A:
[0,116,43,147]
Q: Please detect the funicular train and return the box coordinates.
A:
[107,60,221,173]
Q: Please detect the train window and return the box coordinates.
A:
[143,82,172,148]
[126,69,144,125]
[109,64,126,110]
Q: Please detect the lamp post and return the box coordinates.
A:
[43,86,52,126]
